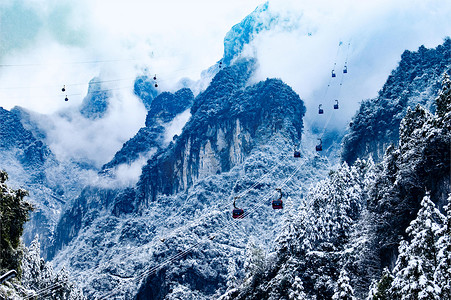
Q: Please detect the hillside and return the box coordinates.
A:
[342,38,451,164]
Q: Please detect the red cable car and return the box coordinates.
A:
[232,197,244,219]
[272,188,283,209]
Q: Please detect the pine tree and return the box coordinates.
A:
[0,170,33,274]
[390,194,444,300]
[226,257,239,289]
[435,72,451,118]
[288,276,307,300]
[332,269,356,300]
[367,268,393,300]
[244,240,265,284]
[434,193,451,300]
[21,236,86,299]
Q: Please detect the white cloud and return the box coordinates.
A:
[246,0,451,128]
[163,109,192,145]
[1,0,450,166]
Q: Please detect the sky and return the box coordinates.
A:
[1,0,450,167]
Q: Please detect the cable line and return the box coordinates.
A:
[97,154,307,299]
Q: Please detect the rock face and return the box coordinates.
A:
[0,107,61,257]
[101,88,194,172]
[50,87,195,258]
[342,38,451,164]
[79,77,111,119]
[46,57,314,299]
[137,59,305,206]
[134,75,159,111]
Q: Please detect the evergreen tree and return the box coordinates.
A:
[434,193,451,300]
[0,170,33,274]
[435,72,451,118]
[367,268,393,300]
[390,194,444,300]
[21,236,86,299]
[243,240,265,285]
[288,276,307,300]
[332,269,356,300]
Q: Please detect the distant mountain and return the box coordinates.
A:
[79,77,111,119]
[134,75,159,111]
[101,88,194,172]
[0,106,69,257]
[49,58,327,299]
[137,59,305,205]
[342,38,451,164]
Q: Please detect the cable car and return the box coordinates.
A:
[62,85,66,92]
[318,104,324,114]
[154,83,158,88]
[343,65,348,74]
[334,100,339,109]
[332,70,336,78]
[232,197,244,219]
[272,188,283,209]
[316,138,322,151]
[153,74,157,81]
[294,150,301,158]
[64,95,68,102]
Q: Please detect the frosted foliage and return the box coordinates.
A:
[288,276,307,300]
[332,269,356,300]
[244,241,265,281]
[226,258,239,289]
[436,72,451,117]
[21,236,86,299]
[434,194,451,300]
[306,160,369,247]
[390,195,444,300]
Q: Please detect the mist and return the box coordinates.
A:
[246,0,451,129]
[1,0,450,167]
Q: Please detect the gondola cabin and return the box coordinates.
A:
[64,95,68,102]
[334,100,339,109]
[316,139,323,151]
[332,70,336,78]
[294,151,301,158]
[272,189,283,209]
[343,65,348,73]
[233,208,244,219]
[318,104,324,114]
[272,199,283,209]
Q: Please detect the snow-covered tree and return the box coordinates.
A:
[288,276,307,300]
[434,193,451,300]
[332,269,356,300]
[21,236,86,299]
[0,170,33,274]
[226,257,239,289]
[435,72,451,118]
[367,268,393,300]
[390,194,444,300]
[244,240,265,284]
